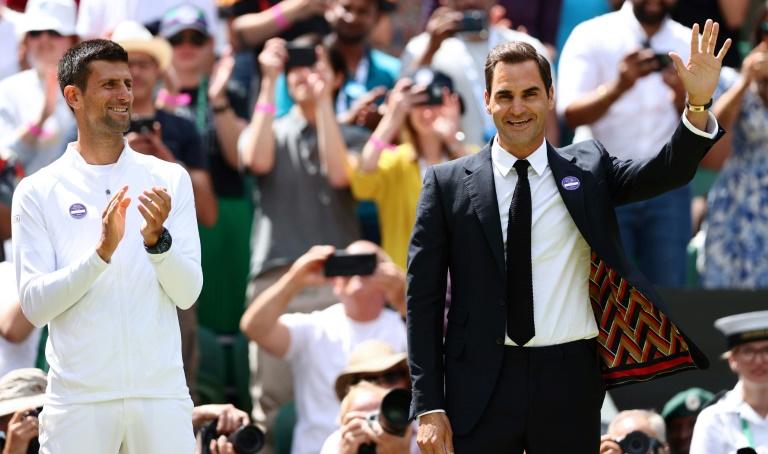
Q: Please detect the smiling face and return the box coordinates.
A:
[484,60,554,158]
[72,60,133,134]
[728,340,768,385]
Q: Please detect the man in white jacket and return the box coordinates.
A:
[10,39,203,453]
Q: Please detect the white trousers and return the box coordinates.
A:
[39,398,195,454]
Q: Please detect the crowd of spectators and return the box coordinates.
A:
[0,0,767,453]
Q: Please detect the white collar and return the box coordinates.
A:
[65,140,134,174]
[618,0,673,46]
[491,136,548,178]
[721,381,768,424]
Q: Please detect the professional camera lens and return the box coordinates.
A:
[378,388,411,437]
[618,431,651,454]
[229,424,265,454]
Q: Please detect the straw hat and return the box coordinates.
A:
[111,20,172,71]
[334,340,408,401]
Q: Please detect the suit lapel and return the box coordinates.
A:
[547,144,590,242]
[463,146,506,276]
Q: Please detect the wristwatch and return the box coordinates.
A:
[145,228,172,254]
[686,98,713,112]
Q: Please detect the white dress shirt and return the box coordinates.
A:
[557,1,692,161]
[11,142,203,405]
[492,138,597,346]
[690,381,768,454]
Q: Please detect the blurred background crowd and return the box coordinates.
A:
[1,0,768,453]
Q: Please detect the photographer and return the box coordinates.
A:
[192,403,252,454]
[0,368,46,454]
[239,241,407,454]
[320,381,414,454]
[600,410,670,454]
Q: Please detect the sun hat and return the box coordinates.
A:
[0,368,47,417]
[111,20,172,71]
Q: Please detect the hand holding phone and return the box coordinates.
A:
[285,44,317,71]
[324,251,377,277]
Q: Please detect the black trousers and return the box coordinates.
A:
[453,339,605,454]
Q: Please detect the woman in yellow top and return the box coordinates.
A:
[350,69,469,269]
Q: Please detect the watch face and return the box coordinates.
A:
[146,229,172,254]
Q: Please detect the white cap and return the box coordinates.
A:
[714,310,768,349]
[111,20,172,71]
[21,0,77,36]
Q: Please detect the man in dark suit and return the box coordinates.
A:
[407,20,730,454]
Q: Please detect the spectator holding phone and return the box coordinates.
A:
[238,35,370,440]
[346,69,467,269]
[557,0,694,288]
[239,241,407,454]
[400,0,555,150]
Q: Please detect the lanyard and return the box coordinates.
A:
[195,76,209,132]
[741,417,755,449]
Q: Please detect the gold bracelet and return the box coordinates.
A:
[686,98,713,112]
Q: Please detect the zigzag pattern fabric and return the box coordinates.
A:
[589,252,697,388]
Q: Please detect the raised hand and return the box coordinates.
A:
[669,19,732,105]
[208,46,236,105]
[287,245,334,287]
[308,46,335,101]
[258,38,287,82]
[96,186,131,263]
[138,187,171,247]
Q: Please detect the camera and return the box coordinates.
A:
[324,251,377,277]
[618,430,661,454]
[285,44,317,71]
[358,388,411,454]
[458,10,488,33]
[199,418,265,454]
[411,68,455,107]
[127,117,155,134]
[0,408,41,454]
[653,52,672,71]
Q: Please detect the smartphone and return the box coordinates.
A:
[458,10,488,33]
[285,44,317,71]
[128,118,155,134]
[324,252,377,277]
[653,53,672,71]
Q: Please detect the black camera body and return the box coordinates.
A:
[618,430,661,454]
[324,252,377,277]
[285,44,317,71]
[199,418,265,454]
[653,52,672,71]
[357,388,412,454]
[127,117,155,134]
[458,10,488,33]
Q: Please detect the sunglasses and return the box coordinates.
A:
[27,29,62,38]
[168,30,208,47]
[350,368,409,387]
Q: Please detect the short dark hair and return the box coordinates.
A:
[58,39,128,95]
[484,41,552,94]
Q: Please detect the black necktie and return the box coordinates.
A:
[506,159,534,345]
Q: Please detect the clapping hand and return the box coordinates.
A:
[668,19,731,106]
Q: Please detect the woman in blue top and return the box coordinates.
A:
[703,7,768,288]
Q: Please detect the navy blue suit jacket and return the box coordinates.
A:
[406,120,724,435]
